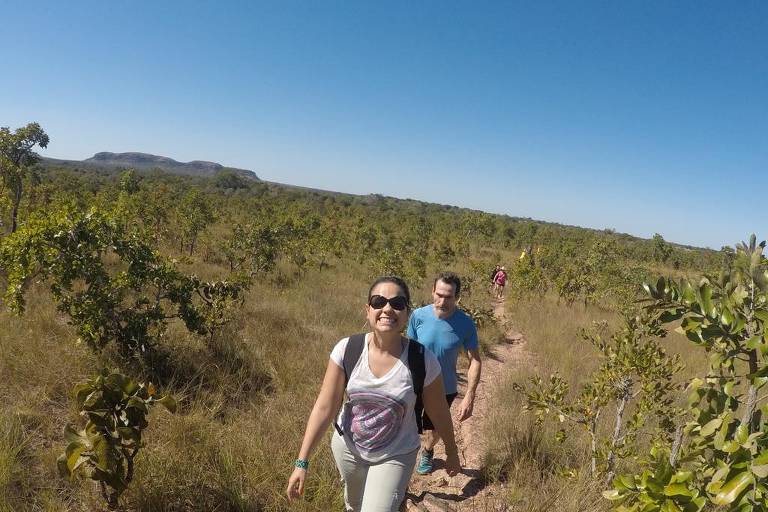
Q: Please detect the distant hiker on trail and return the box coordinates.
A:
[407,272,482,475]
[489,264,501,293]
[492,266,507,300]
[287,276,460,511]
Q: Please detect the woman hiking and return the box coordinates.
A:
[287,276,461,511]
[493,266,507,300]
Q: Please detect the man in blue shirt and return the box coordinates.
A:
[407,272,482,475]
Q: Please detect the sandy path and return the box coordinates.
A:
[405,300,530,512]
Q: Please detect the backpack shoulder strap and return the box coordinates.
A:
[342,333,366,385]
[407,338,427,434]
[334,333,366,436]
[407,338,426,392]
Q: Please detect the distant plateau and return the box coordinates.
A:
[41,152,258,180]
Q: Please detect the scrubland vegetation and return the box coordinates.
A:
[3,124,766,511]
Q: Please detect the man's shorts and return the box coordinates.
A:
[421,393,459,431]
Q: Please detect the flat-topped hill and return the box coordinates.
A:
[42,151,258,180]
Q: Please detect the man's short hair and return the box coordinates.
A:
[433,271,461,296]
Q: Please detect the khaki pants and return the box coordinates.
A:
[331,433,418,512]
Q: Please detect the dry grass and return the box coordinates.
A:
[0,260,381,511]
[0,245,700,511]
[480,294,705,511]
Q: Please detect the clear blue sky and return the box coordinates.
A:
[2,1,766,249]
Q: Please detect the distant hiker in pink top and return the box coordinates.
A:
[493,266,507,300]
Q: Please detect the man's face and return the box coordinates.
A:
[432,279,458,318]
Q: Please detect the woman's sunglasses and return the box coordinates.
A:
[368,295,409,311]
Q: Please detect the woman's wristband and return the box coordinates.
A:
[294,458,309,470]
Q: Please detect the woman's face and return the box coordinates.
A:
[366,281,409,334]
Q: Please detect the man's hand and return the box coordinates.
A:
[456,394,474,422]
[444,450,462,476]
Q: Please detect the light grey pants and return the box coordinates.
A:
[331,433,418,512]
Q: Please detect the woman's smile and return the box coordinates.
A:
[367,282,409,333]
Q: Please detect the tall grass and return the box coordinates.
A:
[481,294,704,511]
[0,243,693,510]
[0,260,388,510]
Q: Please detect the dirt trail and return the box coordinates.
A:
[406,300,531,512]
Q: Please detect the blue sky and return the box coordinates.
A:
[1,1,766,249]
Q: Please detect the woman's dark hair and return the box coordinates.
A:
[368,275,411,308]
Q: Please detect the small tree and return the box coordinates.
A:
[0,122,49,233]
[1,205,248,508]
[118,169,140,195]
[607,235,768,511]
[58,371,176,509]
[196,278,247,346]
[652,233,672,264]
[516,313,683,485]
[176,189,214,255]
[369,237,426,289]
[0,206,245,366]
[0,207,207,360]
[223,222,281,275]
[507,257,548,299]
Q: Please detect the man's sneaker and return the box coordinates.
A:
[416,449,434,475]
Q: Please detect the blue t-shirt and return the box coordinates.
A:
[407,305,479,394]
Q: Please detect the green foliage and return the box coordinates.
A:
[58,371,175,509]
[295,214,348,271]
[556,262,597,306]
[223,222,281,275]
[548,239,646,311]
[652,233,672,264]
[515,313,683,483]
[609,235,768,511]
[369,239,426,288]
[508,255,548,299]
[0,208,210,358]
[0,122,49,233]
[460,259,496,299]
[0,206,245,363]
[603,445,707,511]
[118,169,140,195]
[213,169,250,190]
[176,188,214,255]
[0,204,249,508]
[196,278,247,345]
[463,305,495,329]
[0,141,733,510]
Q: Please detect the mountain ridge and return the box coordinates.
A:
[42,151,258,180]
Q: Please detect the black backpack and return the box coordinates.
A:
[333,333,427,436]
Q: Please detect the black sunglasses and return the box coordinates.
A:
[368,295,409,311]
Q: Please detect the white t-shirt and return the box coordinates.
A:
[330,334,442,462]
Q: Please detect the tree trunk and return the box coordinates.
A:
[669,424,684,466]
[742,349,759,432]
[10,178,21,233]
[590,410,600,477]
[605,380,630,486]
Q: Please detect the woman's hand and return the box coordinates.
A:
[286,359,345,503]
[286,467,306,502]
[444,450,461,477]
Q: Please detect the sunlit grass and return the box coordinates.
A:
[480,293,705,511]
[0,242,701,511]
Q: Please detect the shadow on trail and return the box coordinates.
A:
[481,330,523,364]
